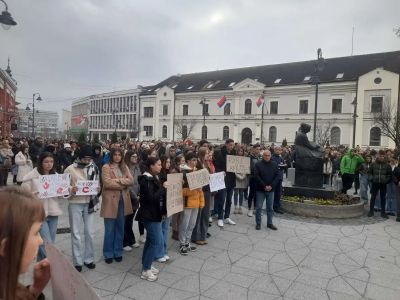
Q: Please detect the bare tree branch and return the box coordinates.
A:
[174,117,197,140]
[373,101,400,148]
[394,26,400,37]
[315,120,333,146]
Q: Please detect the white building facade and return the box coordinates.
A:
[71,88,142,141]
[17,109,58,138]
[139,51,400,148]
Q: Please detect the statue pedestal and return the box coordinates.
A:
[284,183,336,199]
[294,170,324,189]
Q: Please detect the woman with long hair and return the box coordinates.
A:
[22,152,62,262]
[15,144,33,185]
[171,155,185,240]
[137,157,167,281]
[123,150,142,251]
[0,187,50,300]
[155,155,171,262]
[233,146,249,214]
[101,148,133,264]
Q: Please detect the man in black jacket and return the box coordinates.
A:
[393,162,400,222]
[254,150,280,230]
[247,144,261,217]
[213,139,236,227]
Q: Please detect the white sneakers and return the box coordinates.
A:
[141,270,157,282]
[123,246,132,252]
[132,243,140,248]
[247,210,253,217]
[224,218,236,225]
[156,254,170,263]
[217,219,224,227]
[141,265,160,282]
[139,235,146,243]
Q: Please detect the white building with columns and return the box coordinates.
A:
[138,50,400,148]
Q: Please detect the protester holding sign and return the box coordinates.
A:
[233,146,249,215]
[213,139,236,227]
[179,152,205,255]
[137,157,167,282]
[0,187,50,300]
[101,148,133,264]
[170,155,186,240]
[22,151,63,262]
[64,145,100,272]
[192,147,212,245]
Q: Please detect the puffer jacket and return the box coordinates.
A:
[137,172,166,222]
[21,168,63,217]
[368,159,392,185]
[15,151,33,182]
[340,148,364,175]
[182,165,205,209]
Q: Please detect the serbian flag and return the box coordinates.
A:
[256,95,265,107]
[217,95,227,108]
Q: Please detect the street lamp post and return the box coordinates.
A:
[351,97,358,148]
[26,93,42,138]
[312,48,327,142]
[199,98,206,127]
[0,0,17,29]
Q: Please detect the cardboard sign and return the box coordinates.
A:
[166,173,184,217]
[186,168,210,190]
[227,155,251,174]
[209,172,226,192]
[38,174,70,199]
[76,180,99,196]
[45,244,100,300]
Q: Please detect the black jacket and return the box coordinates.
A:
[254,159,280,191]
[137,172,166,222]
[58,149,74,173]
[368,160,392,185]
[213,145,236,189]
[392,166,400,185]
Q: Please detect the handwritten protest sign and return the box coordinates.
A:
[38,174,70,199]
[45,244,100,300]
[76,180,99,196]
[209,172,226,192]
[186,168,210,190]
[227,155,251,174]
[166,173,183,217]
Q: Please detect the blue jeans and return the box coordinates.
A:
[359,174,369,202]
[37,215,58,261]
[142,221,163,271]
[68,203,95,266]
[255,191,274,226]
[215,188,234,220]
[387,182,397,213]
[234,188,245,206]
[157,217,170,258]
[103,197,125,259]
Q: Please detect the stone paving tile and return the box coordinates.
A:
[34,199,400,299]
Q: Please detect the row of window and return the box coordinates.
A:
[90,96,138,114]
[144,96,384,118]
[90,114,137,130]
[143,125,382,146]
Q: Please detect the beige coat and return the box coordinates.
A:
[15,151,33,182]
[100,164,133,219]
[64,164,92,204]
[21,168,63,217]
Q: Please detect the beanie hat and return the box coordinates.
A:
[79,145,93,159]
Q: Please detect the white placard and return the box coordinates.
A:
[38,174,70,199]
[76,180,99,196]
[227,155,251,174]
[186,168,210,190]
[45,244,100,300]
[166,173,184,217]
[209,172,226,192]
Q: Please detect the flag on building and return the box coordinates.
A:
[74,114,86,125]
[256,95,265,107]
[217,96,227,108]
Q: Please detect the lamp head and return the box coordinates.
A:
[0,9,17,30]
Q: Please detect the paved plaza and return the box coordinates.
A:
[21,198,400,300]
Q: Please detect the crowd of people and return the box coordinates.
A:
[1,135,400,298]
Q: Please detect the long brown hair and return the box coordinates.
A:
[197,147,210,172]
[109,148,126,170]
[0,187,45,300]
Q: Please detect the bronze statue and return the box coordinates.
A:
[294,123,324,188]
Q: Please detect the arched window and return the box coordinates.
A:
[223,126,229,140]
[224,103,231,115]
[245,99,252,115]
[330,126,341,145]
[162,125,167,138]
[201,125,208,140]
[182,125,188,139]
[269,126,277,142]
[370,127,381,146]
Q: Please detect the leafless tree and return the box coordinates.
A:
[174,117,197,140]
[394,27,400,38]
[315,120,333,146]
[373,101,400,148]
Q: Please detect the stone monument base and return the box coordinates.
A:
[283,185,336,199]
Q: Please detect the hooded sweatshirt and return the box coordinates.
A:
[340,148,364,175]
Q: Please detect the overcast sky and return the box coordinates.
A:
[1,0,399,121]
